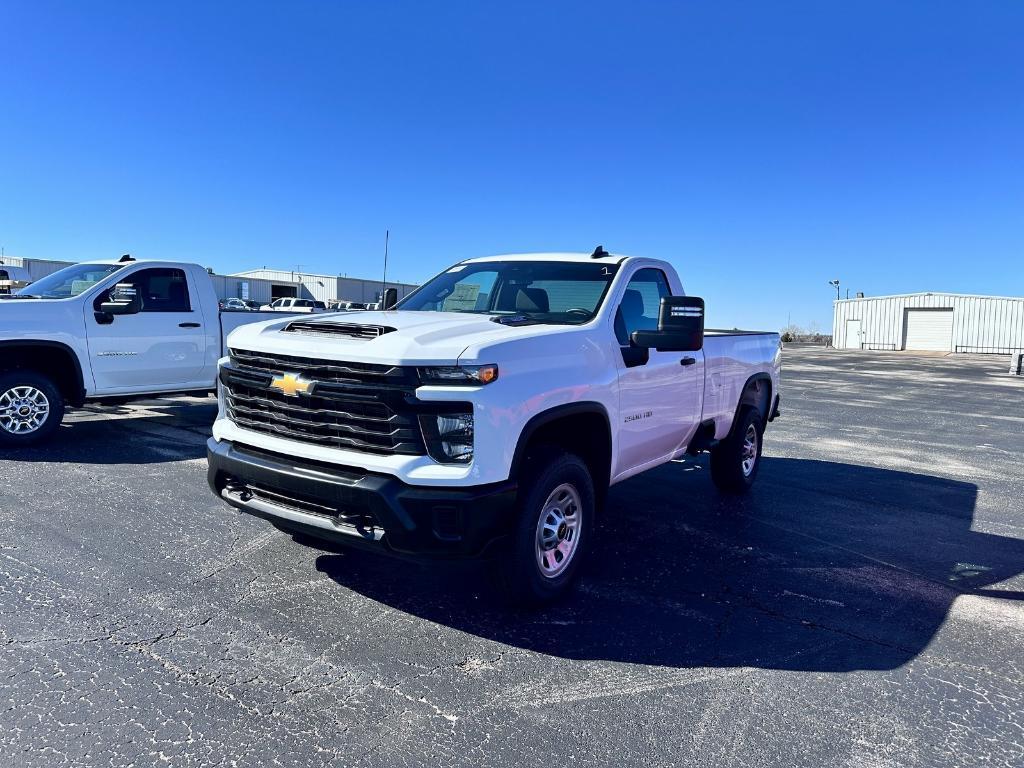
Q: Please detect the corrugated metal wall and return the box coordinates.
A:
[208,274,279,304]
[833,293,1024,353]
[3,257,75,281]
[233,270,419,304]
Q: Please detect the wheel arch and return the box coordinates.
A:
[733,373,773,434]
[509,402,613,504]
[0,340,86,406]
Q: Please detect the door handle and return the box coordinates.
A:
[680,356,696,366]
[178,322,201,328]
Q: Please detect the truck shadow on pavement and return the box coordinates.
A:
[0,402,214,464]
[316,457,1024,672]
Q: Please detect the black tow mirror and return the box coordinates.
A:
[382,287,399,310]
[99,282,142,316]
[631,296,704,352]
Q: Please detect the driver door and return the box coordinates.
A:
[613,268,704,476]
[86,267,209,391]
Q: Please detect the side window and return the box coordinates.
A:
[129,268,192,312]
[614,268,671,346]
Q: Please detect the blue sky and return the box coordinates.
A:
[2,2,1022,331]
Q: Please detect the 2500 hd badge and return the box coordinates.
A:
[624,411,653,423]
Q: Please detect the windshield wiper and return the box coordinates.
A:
[0,294,41,299]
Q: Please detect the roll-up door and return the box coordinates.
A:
[904,309,953,351]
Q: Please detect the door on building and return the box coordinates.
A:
[271,284,297,300]
[844,319,862,349]
[904,309,954,351]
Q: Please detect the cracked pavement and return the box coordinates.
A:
[1,348,1023,766]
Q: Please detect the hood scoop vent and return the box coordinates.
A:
[490,314,542,327]
[282,321,397,340]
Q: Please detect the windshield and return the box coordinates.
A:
[398,260,620,324]
[15,263,125,299]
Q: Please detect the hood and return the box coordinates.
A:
[0,296,86,342]
[0,295,49,305]
[225,310,573,365]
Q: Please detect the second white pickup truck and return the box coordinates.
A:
[208,249,781,602]
[0,256,305,446]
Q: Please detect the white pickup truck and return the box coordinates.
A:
[0,256,302,446]
[207,250,781,602]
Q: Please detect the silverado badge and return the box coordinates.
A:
[269,372,314,397]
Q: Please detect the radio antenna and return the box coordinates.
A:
[381,230,390,298]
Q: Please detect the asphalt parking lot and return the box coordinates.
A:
[2,347,1022,767]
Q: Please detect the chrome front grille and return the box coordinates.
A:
[223,349,425,455]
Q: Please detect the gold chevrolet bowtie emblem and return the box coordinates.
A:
[269,372,314,397]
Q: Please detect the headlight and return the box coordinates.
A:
[418,364,498,386]
[420,410,474,463]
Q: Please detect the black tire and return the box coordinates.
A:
[496,447,595,606]
[710,405,763,494]
[0,370,65,448]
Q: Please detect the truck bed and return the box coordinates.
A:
[702,329,781,440]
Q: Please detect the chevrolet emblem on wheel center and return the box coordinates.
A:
[269,372,314,397]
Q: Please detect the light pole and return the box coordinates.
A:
[828,279,840,300]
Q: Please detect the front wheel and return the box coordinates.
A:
[497,448,594,605]
[0,371,65,447]
[710,405,763,494]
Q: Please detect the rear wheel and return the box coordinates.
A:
[0,370,65,447]
[497,448,594,605]
[710,405,763,493]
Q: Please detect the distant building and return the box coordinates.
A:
[0,257,419,307]
[833,292,1024,354]
[229,268,418,306]
[0,264,33,294]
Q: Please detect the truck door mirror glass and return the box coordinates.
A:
[630,296,704,352]
[99,282,143,316]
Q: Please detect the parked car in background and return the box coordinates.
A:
[342,301,367,310]
[222,298,254,311]
[260,298,327,313]
[208,249,782,603]
[0,256,307,446]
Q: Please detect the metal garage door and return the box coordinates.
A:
[904,309,953,351]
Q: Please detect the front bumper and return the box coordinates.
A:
[207,438,518,558]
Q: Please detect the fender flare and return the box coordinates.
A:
[508,401,612,479]
[0,340,87,406]
[731,373,773,435]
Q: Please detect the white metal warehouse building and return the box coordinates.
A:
[229,268,418,305]
[833,292,1024,354]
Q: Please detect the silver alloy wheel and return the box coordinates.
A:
[0,386,51,435]
[535,482,582,578]
[741,424,759,476]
